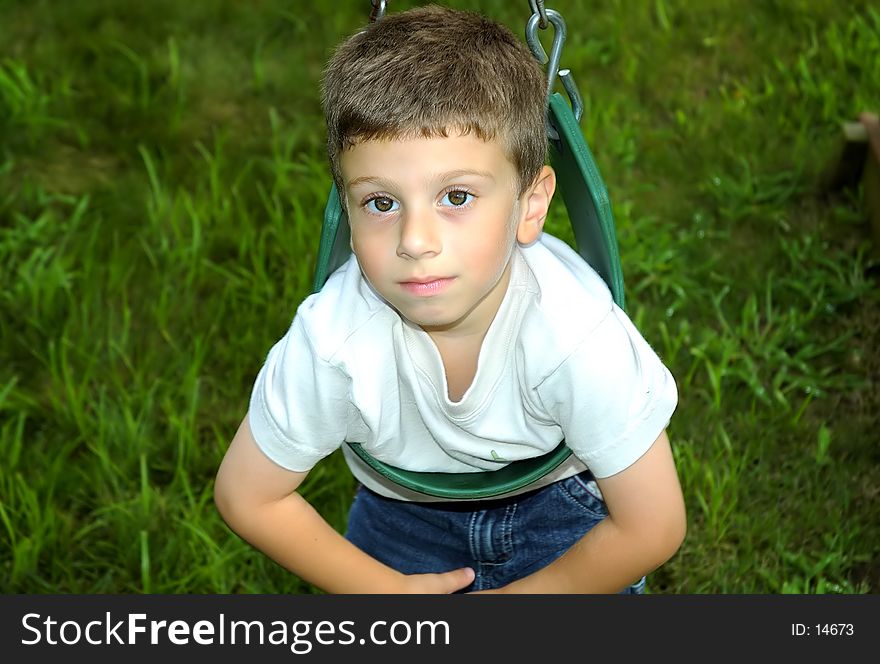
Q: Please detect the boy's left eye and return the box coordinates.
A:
[440,190,474,207]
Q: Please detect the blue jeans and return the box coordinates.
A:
[345,470,647,593]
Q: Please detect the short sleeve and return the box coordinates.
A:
[248,313,350,472]
[534,304,678,478]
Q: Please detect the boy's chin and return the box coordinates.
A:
[398,311,455,331]
[394,306,465,334]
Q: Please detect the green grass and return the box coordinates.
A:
[1,0,878,594]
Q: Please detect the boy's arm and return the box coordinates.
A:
[214,415,474,594]
[484,429,686,594]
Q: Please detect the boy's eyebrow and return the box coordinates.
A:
[347,169,496,189]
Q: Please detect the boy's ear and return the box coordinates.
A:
[516,165,556,246]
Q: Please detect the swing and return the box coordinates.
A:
[312,1,626,499]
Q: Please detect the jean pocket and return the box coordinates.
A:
[555,472,608,519]
[624,576,647,595]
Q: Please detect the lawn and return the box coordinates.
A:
[1,0,878,593]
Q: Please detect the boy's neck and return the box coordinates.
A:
[421,259,514,402]
[421,259,513,344]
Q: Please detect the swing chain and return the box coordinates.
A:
[525,8,565,96]
[528,0,549,29]
[525,4,584,133]
[369,0,387,23]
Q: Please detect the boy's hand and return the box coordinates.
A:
[400,567,475,594]
[470,430,685,593]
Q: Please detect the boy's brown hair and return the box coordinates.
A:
[321,4,548,200]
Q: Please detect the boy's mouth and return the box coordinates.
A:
[399,276,455,296]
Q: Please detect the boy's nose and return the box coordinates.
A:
[396,211,441,259]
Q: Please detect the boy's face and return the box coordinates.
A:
[341,134,550,337]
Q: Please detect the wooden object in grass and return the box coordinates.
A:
[826,112,880,248]
[860,112,880,249]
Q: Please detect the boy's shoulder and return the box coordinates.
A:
[516,236,672,412]
[294,255,392,363]
[518,233,616,343]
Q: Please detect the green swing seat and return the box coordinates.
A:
[311,91,626,500]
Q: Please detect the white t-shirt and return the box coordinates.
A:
[248,232,678,501]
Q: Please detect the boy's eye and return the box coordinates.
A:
[441,190,474,207]
[366,196,398,213]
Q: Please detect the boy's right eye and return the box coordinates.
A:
[365,196,398,214]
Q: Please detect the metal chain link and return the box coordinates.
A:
[369,0,387,23]
[526,8,566,96]
[525,5,584,136]
[528,0,549,29]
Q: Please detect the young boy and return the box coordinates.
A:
[214,5,686,594]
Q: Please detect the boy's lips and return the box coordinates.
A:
[398,276,455,296]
